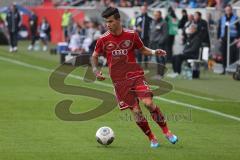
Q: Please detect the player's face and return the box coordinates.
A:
[104,15,120,33]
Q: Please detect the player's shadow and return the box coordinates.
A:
[95,145,125,149]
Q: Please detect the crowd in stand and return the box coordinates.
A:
[59,9,104,54]
[131,4,240,78]
[54,0,235,8]
[1,1,240,77]
[54,0,154,7]
[60,3,239,77]
[0,3,52,52]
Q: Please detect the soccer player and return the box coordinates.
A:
[91,7,178,148]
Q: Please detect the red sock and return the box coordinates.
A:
[136,116,155,141]
[150,106,169,134]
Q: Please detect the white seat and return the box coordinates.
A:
[187,47,209,64]
[186,47,209,78]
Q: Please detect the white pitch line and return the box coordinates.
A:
[155,97,240,122]
[0,56,240,122]
[172,87,240,103]
[172,90,215,101]
[0,56,238,102]
[0,56,54,73]
[149,83,239,103]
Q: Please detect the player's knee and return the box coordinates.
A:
[131,107,141,114]
[141,98,153,107]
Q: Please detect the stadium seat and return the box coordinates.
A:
[187,46,209,78]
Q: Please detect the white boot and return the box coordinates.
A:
[9,47,13,52]
[43,45,48,51]
[28,45,33,50]
[13,47,18,52]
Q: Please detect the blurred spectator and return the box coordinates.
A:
[135,5,152,68]
[237,39,240,49]
[217,4,240,73]
[179,0,189,8]
[179,0,209,8]
[6,3,21,52]
[169,24,201,77]
[206,13,216,37]
[194,11,210,47]
[61,9,72,42]
[88,21,101,54]
[165,7,179,62]
[69,26,81,52]
[28,12,38,51]
[178,9,188,30]
[188,0,198,8]
[184,14,194,31]
[221,0,232,8]
[82,20,101,54]
[178,9,188,44]
[206,13,215,28]
[68,21,88,52]
[207,0,217,7]
[0,14,5,28]
[52,0,221,8]
[39,17,51,51]
[78,21,88,44]
[196,0,208,8]
[55,0,155,7]
[184,14,194,26]
[128,11,139,29]
[119,0,132,7]
[132,0,142,6]
[149,10,168,80]
[100,0,117,7]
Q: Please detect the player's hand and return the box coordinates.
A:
[95,71,105,81]
[155,49,167,56]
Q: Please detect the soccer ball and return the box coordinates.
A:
[96,126,115,145]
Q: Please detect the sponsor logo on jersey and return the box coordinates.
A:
[119,40,132,49]
[143,81,150,90]
[104,41,117,51]
[143,80,149,86]
[112,49,128,56]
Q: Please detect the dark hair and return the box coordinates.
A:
[195,11,202,17]
[182,9,187,14]
[101,7,120,19]
[225,4,232,9]
[155,10,162,15]
[168,7,177,18]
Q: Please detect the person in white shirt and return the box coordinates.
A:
[39,17,51,51]
[69,31,81,52]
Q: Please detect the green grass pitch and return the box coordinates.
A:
[0,42,240,160]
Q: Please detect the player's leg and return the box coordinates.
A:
[141,97,178,144]
[114,79,159,147]
[129,104,159,148]
[141,97,168,133]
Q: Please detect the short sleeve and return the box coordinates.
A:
[133,32,144,49]
[94,38,103,55]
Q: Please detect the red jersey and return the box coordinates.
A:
[94,29,144,82]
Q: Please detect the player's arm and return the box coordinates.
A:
[91,51,105,81]
[139,46,167,56]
